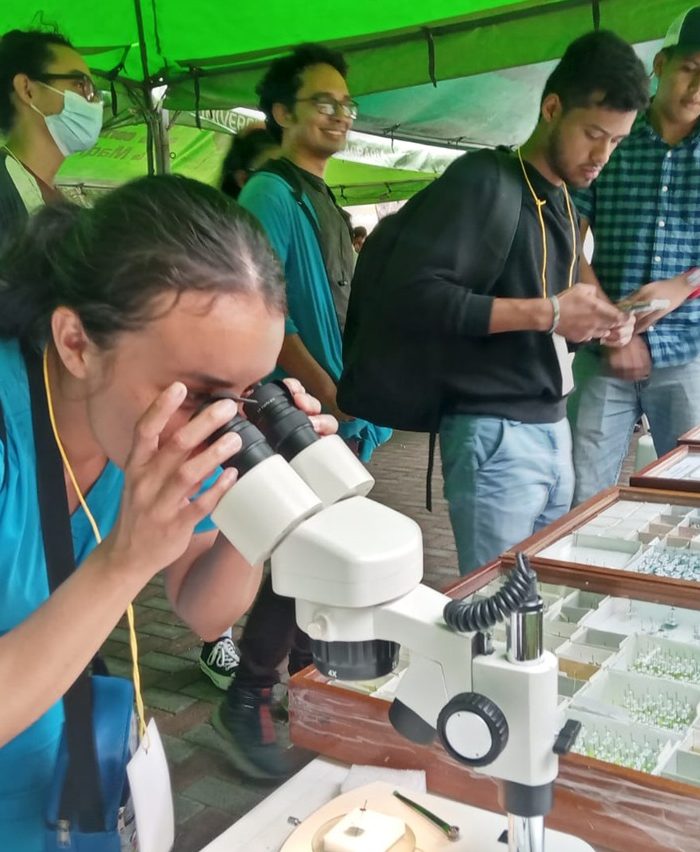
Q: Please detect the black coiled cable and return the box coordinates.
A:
[443,553,537,633]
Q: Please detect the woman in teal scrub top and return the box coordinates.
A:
[0,174,336,850]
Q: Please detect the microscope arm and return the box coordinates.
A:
[208,383,580,852]
[374,587,561,792]
[291,571,561,794]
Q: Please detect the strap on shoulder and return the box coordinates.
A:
[255,158,305,202]
[22,341,107,832]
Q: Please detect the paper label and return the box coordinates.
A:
[126,719,174,852]
[553,332,574,396]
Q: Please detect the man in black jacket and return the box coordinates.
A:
[358,32,649,575]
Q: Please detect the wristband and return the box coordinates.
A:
[547,295,560,335]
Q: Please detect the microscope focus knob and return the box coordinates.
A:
[437,693,509,767]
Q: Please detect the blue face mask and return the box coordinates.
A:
[32,87,103,156]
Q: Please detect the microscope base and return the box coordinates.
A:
[279,778,594,852]
[200,758,596,852]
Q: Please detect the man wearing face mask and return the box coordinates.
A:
[0,28,103,250]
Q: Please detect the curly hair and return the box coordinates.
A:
[256,43,348,143]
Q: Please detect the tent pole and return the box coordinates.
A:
[144,117,155,175]
[153,107,171,175]
[133,0,159,174]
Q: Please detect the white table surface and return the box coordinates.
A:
[200,757,595,852]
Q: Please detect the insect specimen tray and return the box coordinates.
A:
[288,561,700,852]
[504,487,700,608]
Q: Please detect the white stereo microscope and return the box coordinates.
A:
[210,383,591,852]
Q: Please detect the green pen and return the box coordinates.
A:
[392,790,460,841]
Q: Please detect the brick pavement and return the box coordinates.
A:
[106,429,638,851]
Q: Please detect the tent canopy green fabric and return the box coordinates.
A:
[1,0,691,195]
[3,1,689,135]
[56,118,457,205]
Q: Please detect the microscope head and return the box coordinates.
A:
[209,382,423,680]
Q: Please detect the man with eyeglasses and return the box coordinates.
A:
[0,28,103,250]
[213,42,391,780]
[244,42,360,367]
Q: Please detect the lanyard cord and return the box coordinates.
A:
[42,348,147,741]
[516,148,577,299]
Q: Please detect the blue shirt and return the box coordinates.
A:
[0,338,213,851]
[572,112,700,368]
[0,339,124,850]
[239,170,392,462]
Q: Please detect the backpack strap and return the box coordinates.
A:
[487,147,525,284]
[22,342,107,832]
[257,158,321,237]
[424,149,523,511]
[256,157,354,274]
[426,431,437,512]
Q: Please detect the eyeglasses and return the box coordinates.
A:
[294,94,358,120]
[34,72,102,103]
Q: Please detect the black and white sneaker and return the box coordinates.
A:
[199,636,240,690]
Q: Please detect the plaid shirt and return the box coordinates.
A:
[572,113,700,368]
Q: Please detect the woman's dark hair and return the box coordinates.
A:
[220,127,278,199]
[0,28,74,134]
[257,42,348,143]
[0,175,286,347]
[542,30,649,113]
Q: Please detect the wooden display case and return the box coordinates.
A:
[503,486,700,609]
[288,560,700,852]
[630,445,700,493]
[679,426,700,447]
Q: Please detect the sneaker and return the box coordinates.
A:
[212,686,309,780]
[199,636,240,690]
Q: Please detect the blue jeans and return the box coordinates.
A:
[439,415,574,575]
[569,349,700,506]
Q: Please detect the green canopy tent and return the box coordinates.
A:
[0,0,689,190]
[55,113,462,206]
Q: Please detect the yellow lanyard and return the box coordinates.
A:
[516,148,577,300]
[43,348,147,740]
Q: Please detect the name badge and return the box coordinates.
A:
[552,332,574,396]
[127,719,175,852]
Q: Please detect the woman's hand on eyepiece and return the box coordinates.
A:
[104,383,242,578]
[282,378,339,437]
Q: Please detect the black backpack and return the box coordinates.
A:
[338,148,523,433]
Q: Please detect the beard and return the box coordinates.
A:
[545,123,571,184]
[545,121,595,189]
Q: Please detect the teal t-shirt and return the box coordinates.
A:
[239,171,392,462]
[0,337,213,850]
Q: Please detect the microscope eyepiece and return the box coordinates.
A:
[247,381,319,461]
[209,414,274,476]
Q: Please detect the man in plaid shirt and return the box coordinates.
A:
[570,7,700,505]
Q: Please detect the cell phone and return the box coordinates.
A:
[619,299,670,314]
